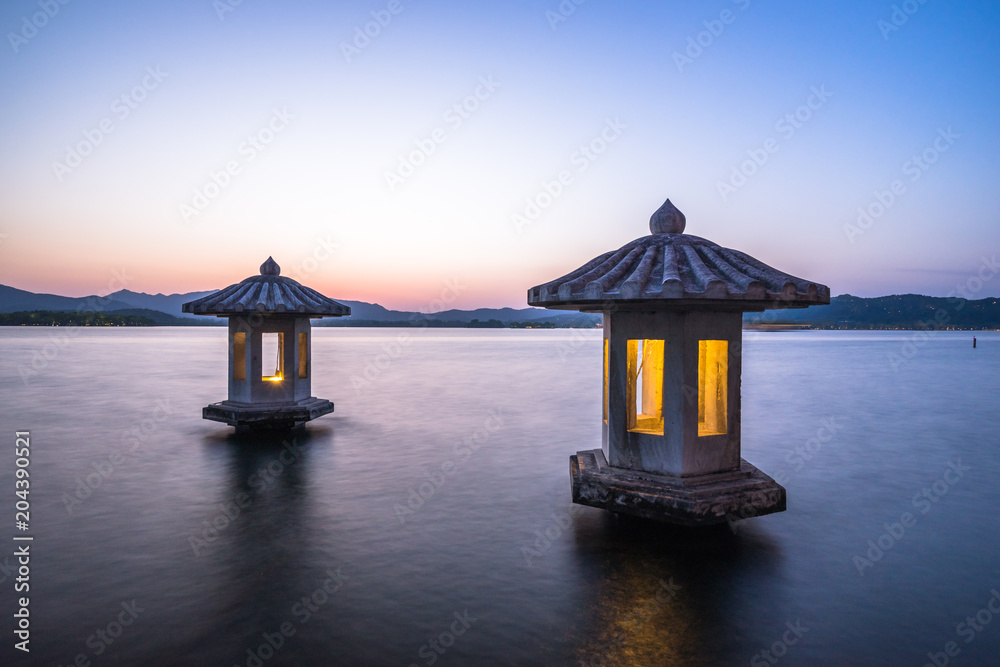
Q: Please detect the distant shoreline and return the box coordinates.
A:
[2,292,1000,330]
[2,323,998,332]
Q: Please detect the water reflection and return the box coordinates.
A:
[172,427,332,664]
[7,329,1000,665]
[572,514,784,666]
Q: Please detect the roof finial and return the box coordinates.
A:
[650,198,686,235]
[260,256,280,276]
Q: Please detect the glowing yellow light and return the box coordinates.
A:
[698,340,728,436]
[262,332,284,381]
[603,337,609,425]
[627,339,664,435]
[298,332,308,379]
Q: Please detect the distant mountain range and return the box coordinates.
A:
[0,284,599,327]
[1,284,998,329]
[749,294,1000,330]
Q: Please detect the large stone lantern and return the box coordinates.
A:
[182,257,350,431]
[527,199,830,525]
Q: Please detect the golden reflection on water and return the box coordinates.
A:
[577,564,699,666]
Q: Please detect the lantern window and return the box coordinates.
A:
[698,340,728,436]
[233,332,246,381]
[603,338,609,425]
[262,333,284,382]
[627,339,664,435]
[298,332,308,379]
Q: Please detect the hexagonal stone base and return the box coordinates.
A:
[202,397,334,430]
[570,449,785,526]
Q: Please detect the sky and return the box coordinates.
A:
[0,0,998,310]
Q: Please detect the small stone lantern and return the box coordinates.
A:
[182,257,350,430]
[527,199,830,525]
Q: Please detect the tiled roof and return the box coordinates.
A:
[182,257,351,317]
[527,200,829,311]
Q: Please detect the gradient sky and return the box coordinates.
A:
[1,0,998,310]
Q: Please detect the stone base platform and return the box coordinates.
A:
[202,397,334,430]
[570,449,785,526]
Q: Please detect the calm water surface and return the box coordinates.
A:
[1,328,999,666]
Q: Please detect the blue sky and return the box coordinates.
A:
[1,0,997,309]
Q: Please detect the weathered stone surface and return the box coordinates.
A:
[649,198,686,235]
[570,449,786,526]
[203,397,334,428]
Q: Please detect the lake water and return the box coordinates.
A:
[1,328,999,666]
